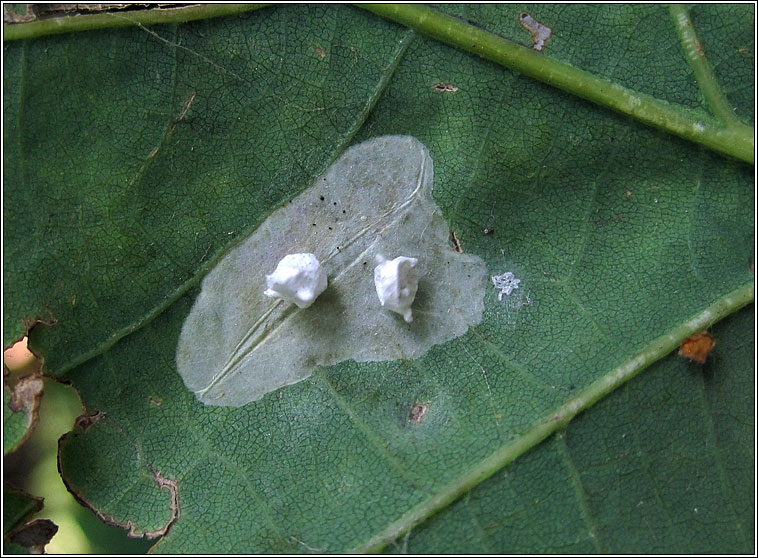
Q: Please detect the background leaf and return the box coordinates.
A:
[3,4,753,553]
[3,486,56,554]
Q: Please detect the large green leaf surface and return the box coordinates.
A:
[3,4,754,553]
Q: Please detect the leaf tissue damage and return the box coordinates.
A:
[177,136,488,406]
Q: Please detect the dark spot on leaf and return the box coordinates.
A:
[450,230,463,253]
[319,195,324,201]
[409,402,428,424]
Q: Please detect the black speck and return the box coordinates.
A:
[319,195,325,201]
[520,12,528,19]
[328,226,332,230]
[312,223,316,226]
[342,210,346,214]
[362,261,367,265]
[333,201,337,206]
[569,385,576,390]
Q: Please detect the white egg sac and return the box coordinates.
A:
[374,255,419,323]
[264,253,327,309]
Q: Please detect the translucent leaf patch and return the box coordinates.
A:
[176,136,488,406]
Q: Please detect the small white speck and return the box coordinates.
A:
[694,507,699,513]
[491,271,521,301]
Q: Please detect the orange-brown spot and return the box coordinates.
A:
[678,331,715,364]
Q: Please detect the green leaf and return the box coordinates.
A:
[395,306,755,553]
[3,487,42,536]
[3,4,753,553]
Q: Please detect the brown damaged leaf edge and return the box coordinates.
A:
[8,374,44,414]
[72,410,105,432]
[7,519,59,553]
[14,308,57,372]
[57,414,180,540]
[20,307,58,332]
[4,374,44,452]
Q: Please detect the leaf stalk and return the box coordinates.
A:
[2,4,269,40]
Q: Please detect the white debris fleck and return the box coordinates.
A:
[519,12,552,52]
[491,271,521,301]
[374,254,419,322]
[264,253,327,309]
